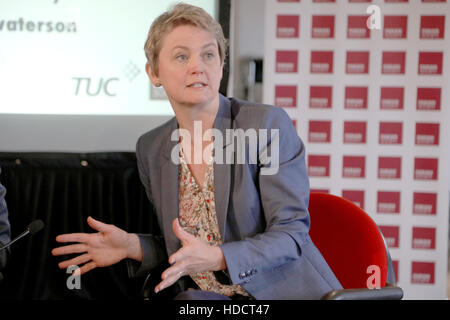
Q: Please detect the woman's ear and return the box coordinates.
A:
[145,62,161,87]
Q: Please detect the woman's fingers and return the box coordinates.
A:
[87,216,111,233]
[57,253,91,270]
[52,243,87,256]
[78,261,97,275]
[55,233,90,244]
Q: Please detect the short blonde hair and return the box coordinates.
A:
[144,2,227,76]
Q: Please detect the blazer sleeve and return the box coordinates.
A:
[0,167,11,270]
[126,137,166,278]
[220,107,311,285]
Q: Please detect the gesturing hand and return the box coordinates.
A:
[155,218,226,293]
[52,216,142,275]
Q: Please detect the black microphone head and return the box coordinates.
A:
[27,220,44,235]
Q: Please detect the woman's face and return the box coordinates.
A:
[147,24,223,109]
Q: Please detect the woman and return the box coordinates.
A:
[52,3,342,300]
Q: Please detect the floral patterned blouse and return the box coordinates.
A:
[178,145,251,297]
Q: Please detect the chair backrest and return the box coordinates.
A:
[308,192,388,289]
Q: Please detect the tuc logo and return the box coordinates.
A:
[380,87,404,110]
[347,15,370,39]
[308,120,331,143]
[311,15,335,38]
[275,85,297,108]
[383,16,408,39]
[73,77,119,96]
[377,191,400,214]
[345,86,368,109]
[414,158,438,180]
[343,121,367,144]
[417,87,441,111]
[382,51,406,74]
[310,51,334,73]
[420,16,445,39]
[415,123,440,146]
[309,86,332,109]
[378,157,401,179]
[276,15,299,38]
[342,190,365,210]
[308,155,330,177]
[411,261,435,284]
[379,122,403,145]
[412,227,436,250]
[379,225,399,248]
[346,51,369,74]
[342,156,365,178]
[276,50,298,73]
[418,52,443,75]
[413,192,437,215]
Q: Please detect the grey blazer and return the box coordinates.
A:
[132,94,342,299]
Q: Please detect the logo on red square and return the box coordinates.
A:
[380,87,404,110]
[312,15,335,38]
[377,191,400,214]
[277,15,300,38]
[413,192,437,215]
[275,85,297,108]
[379,122,403,144]
[378,157,401,179]
[276,50,298,73]
[344,121,367,144]
[342,156,365,178]
[417,88,441,111]
[415,123,440,145]
[345,86,368,109]
[308,155,330,177]
[412,227,436,250]
[383,16,408,39]
[347,15,370,39]
[414,158,438,180]
[382,52,406,74]
[411,261,435,284]
[310,86,332,109]
[342,190,365,209]
[310,51,333,73]
[418,52,443,75]
[309,120,331,143]
[379,225,400,248]
[420,16,445,39]
[346,51,369,74]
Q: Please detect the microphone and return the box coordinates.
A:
[0,220,45,251]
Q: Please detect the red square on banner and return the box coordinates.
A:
[342,190,365,209]
[414,158,438,180]
[412,227,436,250]
[377,191,401,214]
[411,262,435,284]
[310,86,332,109]
[379,226,399,248]
[308,155,330,177]
[378,157,401,179]
[392,260,399,282]
[309,120,331,143]
[383,16,408,39]
[418,52,443,75]
[311,188,330,193]
[415,123,440,145]
[379,122,403,144]
[380,87,404,110]
[275,85,297,108]
[347,15,370,38]
[420,16,445,39]
[277,15,300,38]
[343,156,365,178]
[413,192,437,215]
[344,121,367,144]
[276,50,298,73]
[346,51,369,74]
[312,15,335,38]
[310,51,333,73]
[417,88,441,111]
[382,52,406,74]
[345,86,368,109]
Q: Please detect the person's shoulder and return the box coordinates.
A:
[136,117,176,154]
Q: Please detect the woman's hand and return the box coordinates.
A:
[52,216,142,275]
[155,218,226,293]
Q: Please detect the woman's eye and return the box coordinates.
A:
[176,54,188,62]
[204,52,215,59]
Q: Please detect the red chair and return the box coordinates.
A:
[308,192,403,300]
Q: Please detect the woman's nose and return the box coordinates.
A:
[188,55,204,74]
